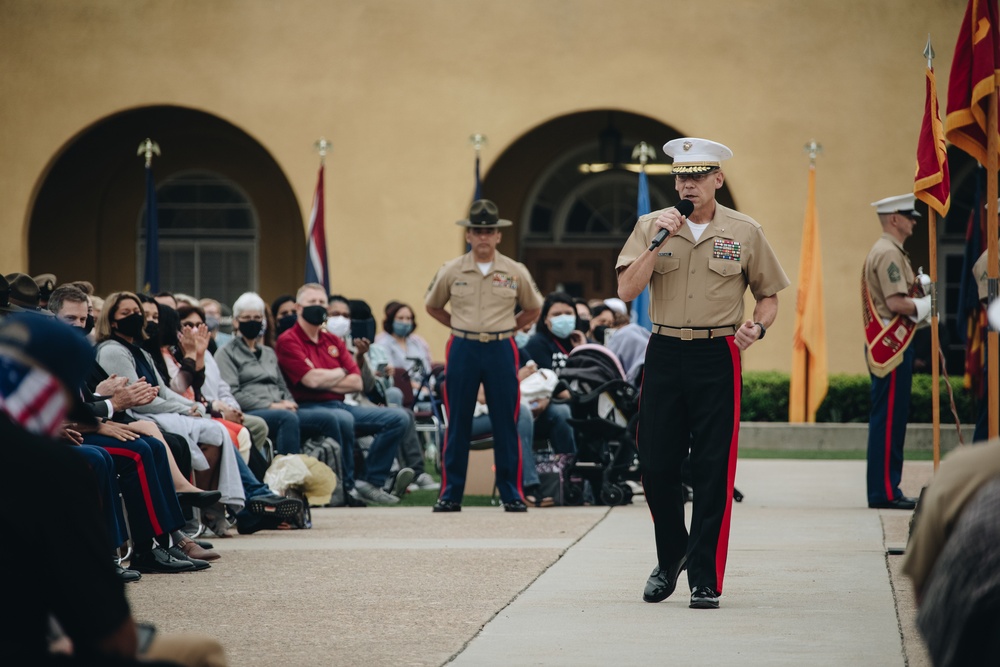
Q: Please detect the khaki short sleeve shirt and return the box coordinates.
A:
[863,234,914,321]
[425,251,543,332]
[616,203,789,327]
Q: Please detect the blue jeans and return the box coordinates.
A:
[250,407,354,458]
[299,401,409,488]
[535,401,577,455]
[471,401,539,488]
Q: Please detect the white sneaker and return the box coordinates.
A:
[408,472,441,492]
[354,479,400,505]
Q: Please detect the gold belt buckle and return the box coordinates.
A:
[680,328,694,341]
[479,332,491,343]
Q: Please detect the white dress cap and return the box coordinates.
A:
[662,138,733,174]
[871,193,921,217]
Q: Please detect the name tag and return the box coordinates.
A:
[713,238,741,261]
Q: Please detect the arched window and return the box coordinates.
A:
[137,171,258,305]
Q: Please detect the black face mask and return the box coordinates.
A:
[276,314,297,335]
[301,305,327,326]
[238,320,264,340]
[593,325,609,345]
[114,313,146,339]
[576,316,591,335]
[83,314,95,336]
[144,321,160,343]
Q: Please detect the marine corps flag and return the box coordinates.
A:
[789,162,828,422]
[914,62,951,216]
[944,0,1000,164]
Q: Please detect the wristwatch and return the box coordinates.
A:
[754,322,766,339]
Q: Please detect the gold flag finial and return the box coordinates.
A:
[631,141,656,166]
[804,140,823,166]
[314,138,332,164]
[469,133,488,154]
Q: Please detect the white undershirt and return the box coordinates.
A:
[687,220,709,242]
[477,261,493,276]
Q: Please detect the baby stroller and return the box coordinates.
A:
[555,344,641,506]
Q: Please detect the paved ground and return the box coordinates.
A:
[125,458,935,667]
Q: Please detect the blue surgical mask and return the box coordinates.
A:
[392,321,413,337]
[549,314,576,339]
[514,331,531,348]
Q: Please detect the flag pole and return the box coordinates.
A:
[923,38,943,470]
[988,83,999,439]
[137,138,161,295]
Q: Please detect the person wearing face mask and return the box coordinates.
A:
[374,301,434,384]
[521,291,582,458]
[270,294,298,343]
[275,283,413,506]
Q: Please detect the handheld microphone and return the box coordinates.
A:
[648,199,695,251]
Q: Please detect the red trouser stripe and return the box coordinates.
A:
[509,337,524,499]
[105,446,164,537]
[715,337,742,593]
[883,369,897,501]
[438,335,454,499]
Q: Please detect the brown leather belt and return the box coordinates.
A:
[451,329,515,342]
[652,324,737,340]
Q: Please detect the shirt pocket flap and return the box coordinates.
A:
[708,258,741,277]
[652,257,681,275]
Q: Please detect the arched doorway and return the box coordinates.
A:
[481,110,735,301]
[28,105,303,302]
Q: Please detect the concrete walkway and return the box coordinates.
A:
[126,459,931,667]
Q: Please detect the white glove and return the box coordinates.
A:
[917,273,931,296]
[909,295,931,323]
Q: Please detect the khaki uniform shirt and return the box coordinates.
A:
[616,203,789,327]
[425,250,543,333]
[973,249,990,302]
[863,233,914,322]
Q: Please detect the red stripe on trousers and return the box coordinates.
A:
[715,337,742,593]
[437,335,454,499]
[509,337,524,499]
[105,446,164,537]
[884,369,897,501]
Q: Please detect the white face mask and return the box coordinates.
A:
[326,315,351,338]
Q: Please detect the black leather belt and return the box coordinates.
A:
[451,329,515,342]
[652,325,737,340]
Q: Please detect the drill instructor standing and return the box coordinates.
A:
[617,138,789,609]
[426,199,543,513]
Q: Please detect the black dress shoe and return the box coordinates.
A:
[432,499,462,513]
[166,545,211,571]
[193,539,214,550]
[868,496,917,510]
[115,563,142,582]
[129,546,196,574]
[503,499,528,513]
[690,586,720,609]
[643,556,687,603]
[177,490,223,509]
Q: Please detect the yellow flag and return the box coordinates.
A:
[789,164,829,422]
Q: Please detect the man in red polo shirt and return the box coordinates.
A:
[276,283,412,505]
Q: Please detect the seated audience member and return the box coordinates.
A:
[216,292,367,502]
[587,303,616,342]
[275,283,413,505]
[50,286,219,572]
[374,300,435,382]
[154,291,178,310]
[605,322,651,387]
[200,297,233,351]
[572,297,593,340]
[902,437,1000,666]
[0,314,229,667]
[271,294,297,341]
[521,292,582,456]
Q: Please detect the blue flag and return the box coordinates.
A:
[630,168,653,330]
[142,164,159,294]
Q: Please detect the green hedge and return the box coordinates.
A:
[741,370,978,424]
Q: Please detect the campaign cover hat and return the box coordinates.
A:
[4,272,40,308]
[33,273,57,299]
[663,137,733,175]
[871,193,921,218]
[456,199,513,228]
[0,274,26,315]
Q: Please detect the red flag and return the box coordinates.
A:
[945,0,1000,164]
[914,65,952,216]
[305,165,330,293]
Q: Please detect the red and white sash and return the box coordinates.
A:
[862,271,921,378]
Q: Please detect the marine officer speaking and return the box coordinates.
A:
[617,138,789,609]
[425,199,543,513]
